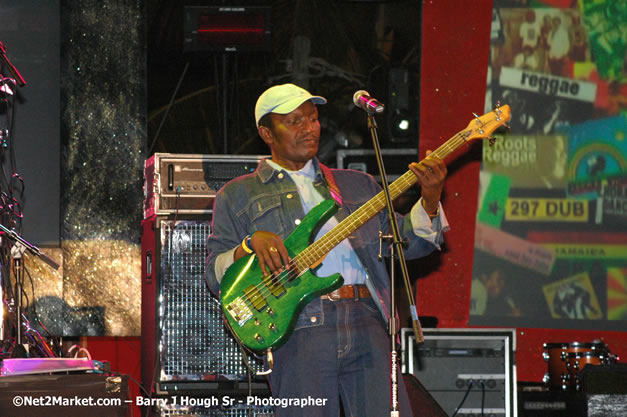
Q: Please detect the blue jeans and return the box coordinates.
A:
[267,298,412,417]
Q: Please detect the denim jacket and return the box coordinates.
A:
[204,158,444,330]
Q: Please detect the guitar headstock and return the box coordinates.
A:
[461,104,511,144]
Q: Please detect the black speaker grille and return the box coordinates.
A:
[159,220,264,380]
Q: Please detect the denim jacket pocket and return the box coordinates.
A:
[248,194,286,236]
[293,297,324,330]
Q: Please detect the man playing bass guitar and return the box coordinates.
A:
[204,83,449,417]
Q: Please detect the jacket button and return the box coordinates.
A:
[310,316,317,323]
[295,219,301,225]
[277,173,284,179]
[286,193,293,199]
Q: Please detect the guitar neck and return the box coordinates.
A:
[296,130,469,269]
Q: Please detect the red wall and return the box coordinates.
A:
[417,0,626,383]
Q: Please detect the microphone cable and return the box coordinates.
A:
[451,379,474,417]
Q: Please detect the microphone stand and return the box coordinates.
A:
[0,225,60,271]
[365,112,423,417]
[0,225,59,356]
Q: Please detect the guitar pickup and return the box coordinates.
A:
[244,284,268,311]
[226,297,253,326]
[263,274,286,298]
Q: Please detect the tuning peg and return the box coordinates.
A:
[473,112,484,122]
[489,137,497,146]
[504,123,511,130]
[473,113,485,133]
[495,100,501,109]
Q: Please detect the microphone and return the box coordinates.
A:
[353,90,384,114]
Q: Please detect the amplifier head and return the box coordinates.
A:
[143,153,266,218]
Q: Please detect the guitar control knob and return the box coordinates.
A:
[267,308,275,316]
[254,333,263,342]
[254,318,261,326]
[269,323,277,331]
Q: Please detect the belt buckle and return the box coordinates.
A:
[327,289,341,301]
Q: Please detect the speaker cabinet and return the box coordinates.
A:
[141,154,270,401]
[402,328,517,417]
[141,216,270,397]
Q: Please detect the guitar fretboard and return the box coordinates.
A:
[289,104,509,272]
[294,131,464,271]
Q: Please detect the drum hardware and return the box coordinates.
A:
[543,341,619,391]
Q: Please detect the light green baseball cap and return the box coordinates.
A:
[255,83,327,127]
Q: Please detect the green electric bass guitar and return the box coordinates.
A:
[220,105,511,352]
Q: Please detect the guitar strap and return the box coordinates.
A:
[319,162,343,206]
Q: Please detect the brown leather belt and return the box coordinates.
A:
[322,285,370,301]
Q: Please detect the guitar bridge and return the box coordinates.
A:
[226,297,253,326]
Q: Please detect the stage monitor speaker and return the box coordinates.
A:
[141,155,270,398]
[403,373,448,417]
[402,328,517,417]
